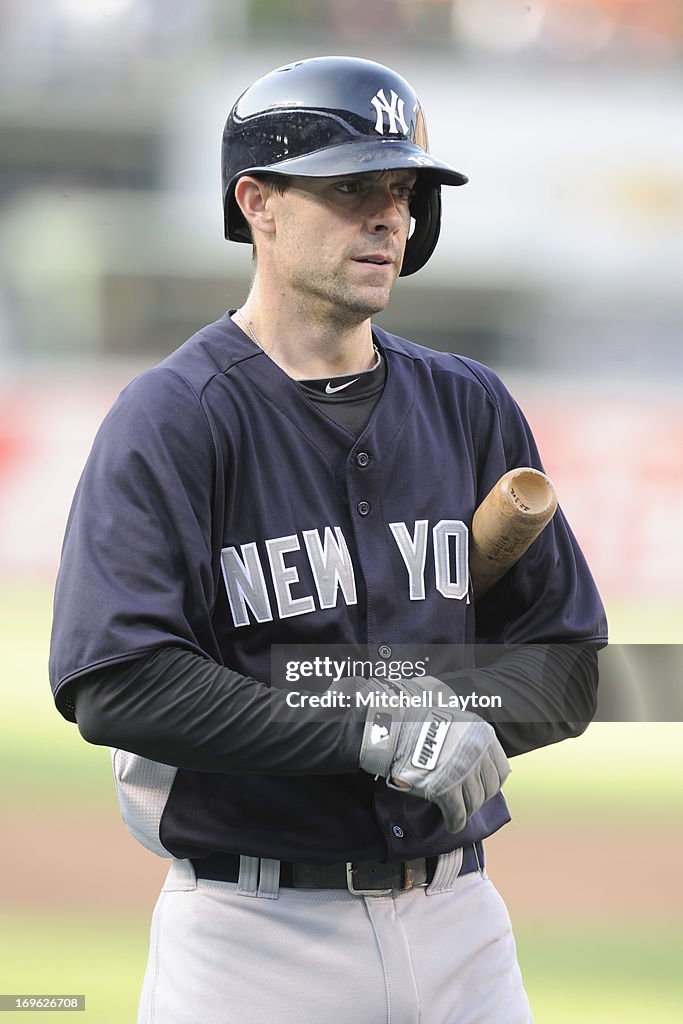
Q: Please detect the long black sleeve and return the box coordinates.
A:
[72,642,599,772]
[442,643,600,757]
[72,648,363,775]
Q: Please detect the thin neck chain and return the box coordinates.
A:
[235,308,262,350]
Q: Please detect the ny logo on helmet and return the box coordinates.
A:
[371,88,409,136]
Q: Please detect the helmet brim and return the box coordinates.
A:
[229,138,468,190]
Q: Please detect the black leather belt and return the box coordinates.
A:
[192,843,483,895]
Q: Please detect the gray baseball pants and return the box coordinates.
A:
[137,851,533,1024]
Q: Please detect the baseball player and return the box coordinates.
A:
[49,56,607,1024]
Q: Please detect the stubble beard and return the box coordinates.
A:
[291,263,397,329]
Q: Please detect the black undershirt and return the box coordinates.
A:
[296,344,386,435]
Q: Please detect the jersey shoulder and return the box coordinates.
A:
[90,314,254,458]
[373,327,514,409]
[105,313,257,421]
[155,312,258,397]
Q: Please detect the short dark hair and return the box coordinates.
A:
[253,172,291,196]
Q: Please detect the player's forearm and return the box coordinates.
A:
[72,647,363,775]
[441,643,599,757]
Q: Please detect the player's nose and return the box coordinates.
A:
[365,185,406,234]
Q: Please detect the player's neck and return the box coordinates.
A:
[234,291,376,381]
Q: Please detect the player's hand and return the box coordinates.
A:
[357,677,510,833]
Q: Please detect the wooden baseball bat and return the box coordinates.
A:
[470,468,558,598]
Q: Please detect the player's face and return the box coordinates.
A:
[266,170,417,323]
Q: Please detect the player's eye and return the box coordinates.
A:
[335,181,363,194]
[392,185,416,202]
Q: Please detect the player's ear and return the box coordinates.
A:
[234,176,276,240]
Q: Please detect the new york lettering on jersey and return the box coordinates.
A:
[221,519,469,627]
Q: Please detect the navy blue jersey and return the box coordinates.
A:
[49,313,606,863]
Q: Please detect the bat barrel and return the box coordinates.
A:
[500,468,557,525]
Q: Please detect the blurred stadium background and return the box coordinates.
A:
[0,1,681,1020]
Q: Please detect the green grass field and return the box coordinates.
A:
[1,583,682,1021]
[0,913,148,1024]
[518,926,683,1023]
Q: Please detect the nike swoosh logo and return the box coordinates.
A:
[325,378,359,394]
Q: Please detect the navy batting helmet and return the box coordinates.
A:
[221,56,468,276]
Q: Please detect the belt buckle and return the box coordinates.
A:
[345,862,393,897]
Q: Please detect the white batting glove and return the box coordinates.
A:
[358,677,510,832]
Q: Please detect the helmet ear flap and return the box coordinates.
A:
[400,184,442,277]
[225,188,250,243]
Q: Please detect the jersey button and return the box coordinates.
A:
[356,451,370,468]
[392,825,405,839]
[357,501,370,516]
